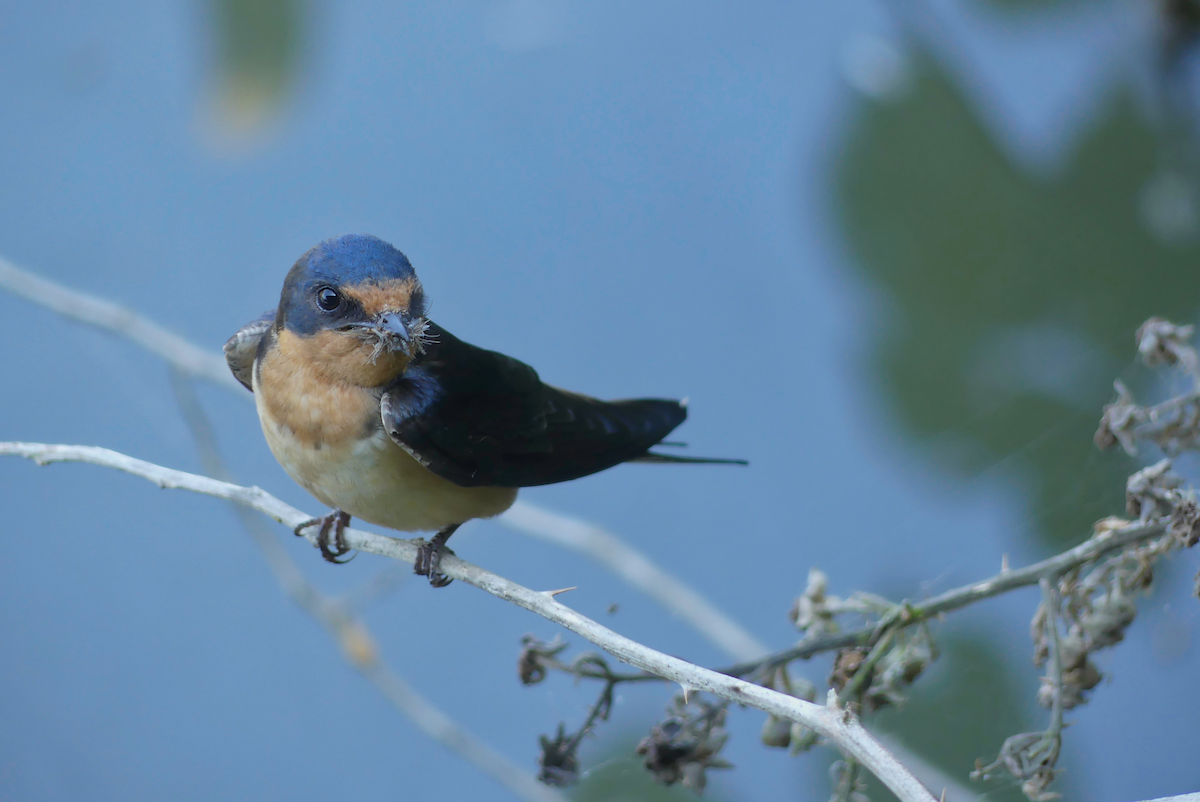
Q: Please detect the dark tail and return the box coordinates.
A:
[635,451,748,466]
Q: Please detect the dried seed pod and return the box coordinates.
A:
[637,695,733,792]
[517,634,568,685]
[829,648,867,692]
[760,714,792,748]
[536,724,580,786]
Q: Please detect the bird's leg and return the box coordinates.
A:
[293,509,354,564]
[414,523,460,588]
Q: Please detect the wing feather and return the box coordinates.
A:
[224,310,275,391]
[380,323,688,488]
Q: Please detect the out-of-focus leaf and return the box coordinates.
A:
[836,54,1200,548]
[208,0,304,138]
[571,738,738,802]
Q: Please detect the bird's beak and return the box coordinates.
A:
[343,311,422,359]
[375,311,412,348]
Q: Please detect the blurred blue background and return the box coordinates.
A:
[2,1,1199,800]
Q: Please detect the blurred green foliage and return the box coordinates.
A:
[210,0,303,134]
[837,53,1200,549]
[571,742,734,802]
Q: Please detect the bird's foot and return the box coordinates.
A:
[414,524,460,588]
[414,541,455,587]
[294,509,354,564]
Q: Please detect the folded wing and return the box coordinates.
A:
[381,323,690,488]
[223,310,276,391]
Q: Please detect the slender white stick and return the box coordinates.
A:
[363,663,563,802]
[1,442,935,802]
[500,502,769,661]
[0,254,766,663]
[167,370,563,802]
[0,256,241,392]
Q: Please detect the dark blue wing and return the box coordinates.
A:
[380,323,689,488]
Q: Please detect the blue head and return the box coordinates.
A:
[276,234,431,386]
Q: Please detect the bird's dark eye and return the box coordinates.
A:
[316,286,341,311]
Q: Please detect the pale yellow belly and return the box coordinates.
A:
[254,394,517,533]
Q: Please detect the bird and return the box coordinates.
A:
[225,234,745,587]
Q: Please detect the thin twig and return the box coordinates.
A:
[722,519,1167,678]
[168,371,562,802]
[499,502,769,661]
[0,441,936,802]
[971,578,1068,798]
[1039,578,1065,743]
[341,563,411,611]
[0,256,240,391]
[837,628,897,708]
[538,652,656,685]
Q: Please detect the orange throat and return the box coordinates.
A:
[275,327,410,388]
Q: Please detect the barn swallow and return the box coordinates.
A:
[225,234,745,586]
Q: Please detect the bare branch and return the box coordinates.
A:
[1040,578,1065,740]
[500,502,769,661]
[0,441,936,802]
[0,255,240,391]
[969,580,1066,801]
[723,518,1167,678]
[168,371,561,802]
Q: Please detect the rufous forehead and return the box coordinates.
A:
[342,278,422,316]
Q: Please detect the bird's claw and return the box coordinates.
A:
[294,509,354,564]
[414,538,455,588]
